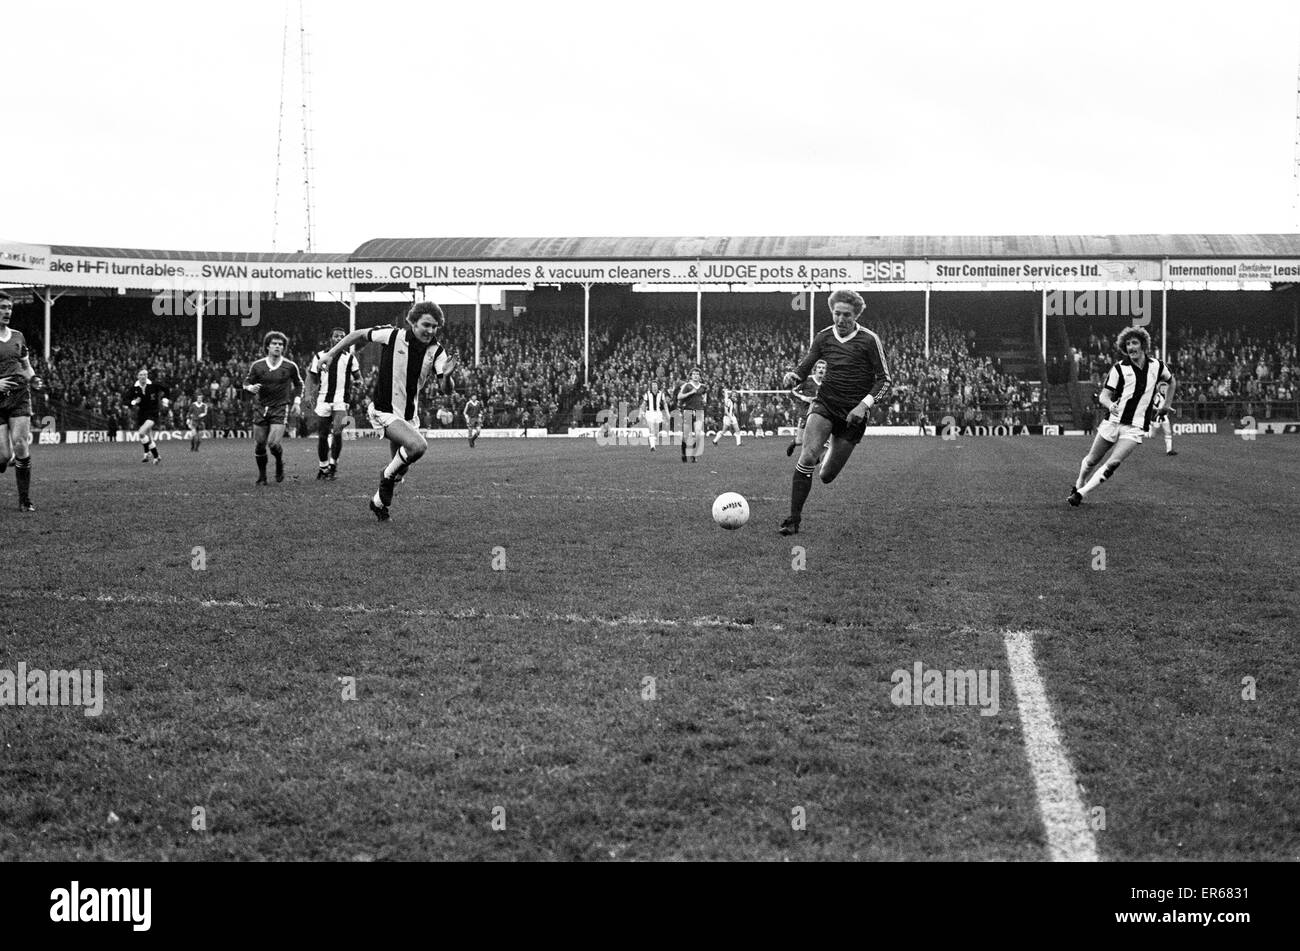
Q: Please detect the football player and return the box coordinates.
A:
[1152,380,1177,455]
[309,328,362,479]
[779,291,891,535]
[244,332,303,484]
[786,359,828,457]
[463,393,484,448]
[129,368,169,464]
[186,391,209,452]
[712,390,743,447]
[317,302,457,521]
[1069,326,1175,506]
[640,381,668,451]
[676,367,707,462]
[0,291,43,511]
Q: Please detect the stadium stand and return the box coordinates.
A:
[12,290,1298,434]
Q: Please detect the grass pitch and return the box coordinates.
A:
[1,432,1295,860]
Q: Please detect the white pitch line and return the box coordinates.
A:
[1002,629,1099,862]
[32,591,784,632]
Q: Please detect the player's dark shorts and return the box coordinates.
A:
[254,404,291,427]
[135,413,158,429]
[0,385,32,422]
[809,399,867,444]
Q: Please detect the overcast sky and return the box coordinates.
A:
[4,0,1299,253]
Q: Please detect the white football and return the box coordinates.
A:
[712,492,750,530]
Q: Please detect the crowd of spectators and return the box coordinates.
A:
[572,314,1042,430]
[1081,326,1299,420]
[23,303,1299,434]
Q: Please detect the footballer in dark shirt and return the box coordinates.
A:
[779,290,892,535]
[244,331,303,484]
[676,367,707,463]
[786,359,827,457]
[0,290,43,510]
[128,369,170,464]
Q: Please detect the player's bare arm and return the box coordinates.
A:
[318,329,370,369]
[1161,375,1178,416]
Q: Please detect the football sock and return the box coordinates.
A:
[790,462,816,517]
[317,424,331,462]
[1079,459,1120,497]
[383,447,415,480]
[734,434,740,446]
[1163,427,1173,452]
[330,433,342,464]
[14,457,31,503]
[255,447,268,479]
[147,440,159,458]
[1076,457,1093,490]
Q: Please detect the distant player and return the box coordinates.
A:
[779,290,891,535]
[129,368,169,464]
[676,367,706,463]
[641,381,668,451]
[750,403,767,438]
[309,328,362,479]
[464,394,484,447]
[0,291,42,511]
[317,302,457,521]
[1069,326,1175,506]
[186,392,209,451]
[712,390,742,446]
[244,331,303,485]
[1152,380,1177,455]
[786,359,828,457]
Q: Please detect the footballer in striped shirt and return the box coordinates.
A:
[712,390,743,447]
[778,290,891,535]
[318,302,458,521]
[1069,326,1176,506]
[309,327,362,479]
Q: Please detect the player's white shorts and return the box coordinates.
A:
[644,411,663,429]
[316,399,348,417]
[1098,418,1146,444]
[720,414,738,430]
[367,405,418,432]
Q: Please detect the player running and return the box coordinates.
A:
[185,391,209,452]
[244,331,303,485]
[0,291,43,511]
[463,394,484,447]
[309,328,362,479]
[676,367,707,462]
[317,302,458,521]
[779,290,891,536]
[786,359,828,456]
[129,368,169,464]
[712,390,742,447]
[1069,326,1175,506]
